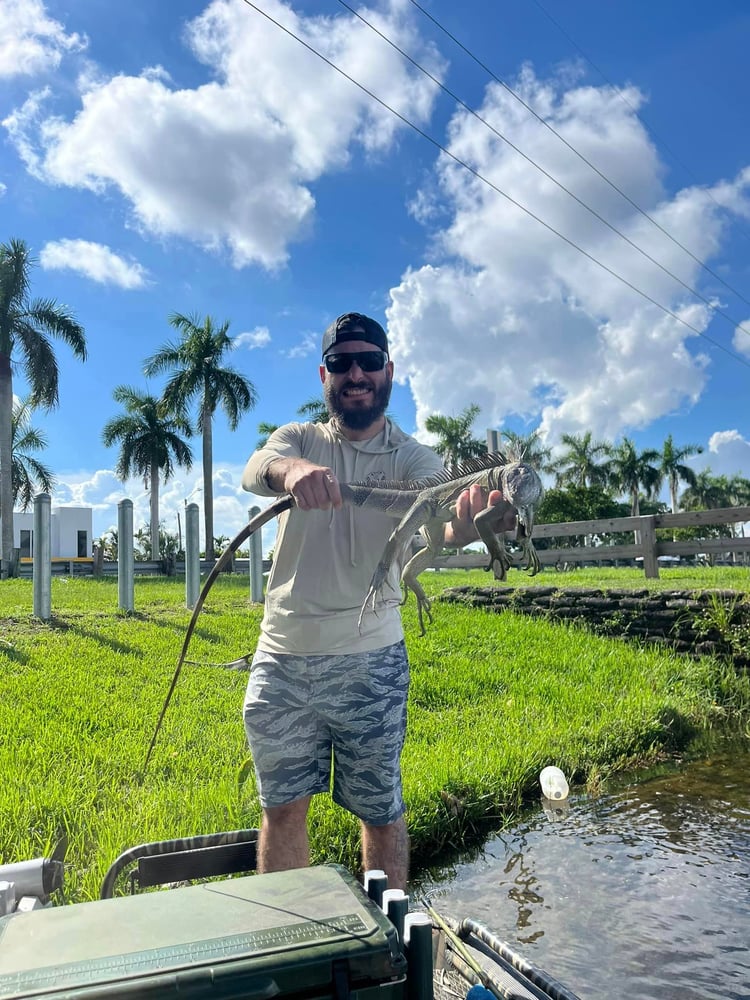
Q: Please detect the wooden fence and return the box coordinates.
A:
[430,505,750,579]
[16,506,750,584]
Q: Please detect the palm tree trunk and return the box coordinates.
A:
[150,461,160,561]
[202,408,214,569]
[0,357,16,578]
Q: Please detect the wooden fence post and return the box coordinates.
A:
[639,515,659,578]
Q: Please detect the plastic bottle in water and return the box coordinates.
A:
[539,765,569,800]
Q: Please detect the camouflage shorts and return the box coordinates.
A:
[243,641,409,826]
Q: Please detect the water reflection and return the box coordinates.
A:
[418,742,750,1000]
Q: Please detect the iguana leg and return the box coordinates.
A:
[400,545,435,635]
[358,502,450,632]
[473,500,515,580]
[516,524,541,576]
[399,519,446,635]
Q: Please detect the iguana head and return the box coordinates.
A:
[501,461,544,538]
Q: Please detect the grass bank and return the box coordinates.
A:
[1,570,749,902]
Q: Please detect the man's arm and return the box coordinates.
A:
[242,423,340,509]
[262,457,343,511]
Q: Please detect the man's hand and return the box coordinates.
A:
[267,458,343,511]
[445,484,515,547]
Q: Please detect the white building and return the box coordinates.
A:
[13,506,93,559]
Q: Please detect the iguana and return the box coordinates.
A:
[357,454,544,635]
[142,452,543,771]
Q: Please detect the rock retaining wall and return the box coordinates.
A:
[439,586,750,669]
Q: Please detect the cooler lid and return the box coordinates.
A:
[0,865,406,999]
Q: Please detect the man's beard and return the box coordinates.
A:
[324,373,393,431]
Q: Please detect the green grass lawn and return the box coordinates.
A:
[1,569,748,902]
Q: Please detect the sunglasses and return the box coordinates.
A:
[324,350,388,374]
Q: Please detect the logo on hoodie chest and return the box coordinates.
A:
[364,471,388,487]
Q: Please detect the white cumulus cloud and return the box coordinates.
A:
[702,430,750,478]
[732,318,750,359]
[40,239,148,288]
[0,0,86,78]
[284,333,317,359]
[386,66,750,446]
[4,0,444,269]
[235,326,271,350]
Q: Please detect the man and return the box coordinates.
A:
[242,312,507,888]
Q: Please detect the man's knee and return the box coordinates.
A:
[262,796,311,828]
[362,815,406,836]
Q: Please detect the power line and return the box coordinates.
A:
[337,0,750,345]
[528,0,750,250]
[238,0,750,371]
[406,0,750,323]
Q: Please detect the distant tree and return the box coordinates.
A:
[606,437,661,516]
[256,422,280,450]
[102,385,193,560]
[0,238,86,577]
[536,484,630,548]
[537,484,629,525]
[726,474,750,508]
[297,396,330,424]
[145,312,258,569]
[425,404,487,467]
[727,474,750,540]
[553,431,610,489]
[500,429,553,471]
[679,468,727,512]
[11,397,55,511]
[657,433,703,514]
[133,525,151,561]
[98,529,118,561]
[676,470,736,550]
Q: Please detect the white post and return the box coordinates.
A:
[32,493,51,621]
[249,506,264,603]
[118,499,134,612]
[185,503,200,609]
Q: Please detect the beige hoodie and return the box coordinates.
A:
[243,419,443,654]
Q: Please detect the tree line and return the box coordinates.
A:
[424,405,750,535]
[0,238,257,577]
[2,239,748,578]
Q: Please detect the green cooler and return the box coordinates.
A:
[0,865,407,1000]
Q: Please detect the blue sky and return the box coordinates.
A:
[2,0,750,548]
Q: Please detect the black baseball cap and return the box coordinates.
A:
[321,312,389,357]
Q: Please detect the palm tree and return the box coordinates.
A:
[553,431,610,488]
[11,397,56,511]
[0,238,86,577]
[145,313,258,568]
[726,474,750,541]
[424,405,487,467]
[657,434,703,515]
[102,385,193,559]
[297,396,330,424]
[606,437,661,516]
[256,421,280,450]
[680,469,729,512]
[727,474,750,508]
[500,429,553,471]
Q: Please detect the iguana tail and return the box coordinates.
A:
[142,495,293,774]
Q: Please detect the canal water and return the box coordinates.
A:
[418,739,750,1000]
